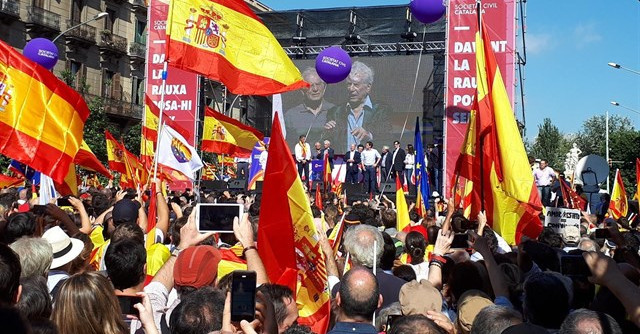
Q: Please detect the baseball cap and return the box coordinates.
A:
[399,279,442,315]
[112,200,141,224]
[174,245,222,288]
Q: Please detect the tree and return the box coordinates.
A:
[574,114,634,157]
[528,118,569,170]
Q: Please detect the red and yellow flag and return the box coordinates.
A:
[201,108,264,157]
[322,151,332,193]
[396,176,411,233]
[106,130,127,173]
[166,0,308,95]
[635,158,640,201]
[609,169,628,219]
[0,174,24,188]
[0,40,89,183]
[452,21,542,245]
[105,130,147,188]
[140,94,190,168]
[559,176,587,211]
[75,140,112,178]
[257,114,330,334]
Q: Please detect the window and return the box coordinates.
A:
[102,69,114,98]
[70,0,83,23]
[135,19,147,44]
[132,77,144,105]
[104,8,116,32]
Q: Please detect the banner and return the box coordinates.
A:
[146,0,199,145]
[544,207,581,244]
[443,0,516,192]
[247,138,269,190]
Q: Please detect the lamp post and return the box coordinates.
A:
[52,12,109,43]
[608,62,640,76]
[610,101,640,115]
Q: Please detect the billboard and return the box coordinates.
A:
[280,55,434,154]
[146,0,199,145]
[443,0,516,193]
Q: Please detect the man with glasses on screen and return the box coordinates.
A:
[324,61,392,152]
[285,67,335,142]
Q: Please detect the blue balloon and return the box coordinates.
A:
[410,0,446,24]
[23,38,58,70]
[315,47,352,84]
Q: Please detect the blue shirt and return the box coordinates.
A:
[328,322,378,334]
[347,96,373,150]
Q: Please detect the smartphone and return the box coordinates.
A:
[451,233,469,249]
[31,205,48,215]
[124,189,137,200]
[231,270,256,322]
[594,228,610,239]
[57,197,72,207]
[560,255,591,278]
[195,203,243,233]
[386,314,402,332]
[117,295,143,316]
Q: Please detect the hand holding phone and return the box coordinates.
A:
[451,233,469,249]
[231,270,257,322]
[56,197,72,207]
[117,295,143,316]
[560,255,591,278]
[196,203,243,233]
[594,228,610,239]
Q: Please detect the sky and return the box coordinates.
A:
[264,0,640,140]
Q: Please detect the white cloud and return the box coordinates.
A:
[526,33,552,55]
[573,22,602,48]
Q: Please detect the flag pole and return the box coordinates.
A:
[152,61,168,182]
[476,0,486,212]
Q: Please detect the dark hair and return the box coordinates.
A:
[104,239,146,290]
[170,287,225,334]
[91,193,110,217]
[380,232,396,271]
[170,216,189,246]
[0,304,31,334]
[392,265,417,282]
[538,227,564,249]
[283,324,314,334]
[523,272,570,329]
[17,275,51,319]
[381,209,396,229]
[299,135,305,140]
[366,141,373,147]
[257,284,295,327]
[110,222,144,244]
[405,231,426,265]
[310,205,322,219]
[447,261,486,304]
[339,268,379,319]
[559,308,622,334]
[470,305,522,334]
[408,210,420,224]
[5,213,36,243]
[0,243,21,304]
[427,226,440,245]
[389,314,446,334]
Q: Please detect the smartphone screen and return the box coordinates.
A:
[560,255,591,278]
[231,270,256,322]
[451,233,469,249]
[57,197,72,207]
[117,295,142,316]
[196,203,242,233]
[594,228,610,239]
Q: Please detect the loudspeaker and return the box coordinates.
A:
[343,183,363,196]
[228,178,246,190]
[254,181,263,193]
[201,180,228,191]
[379,182,396,194]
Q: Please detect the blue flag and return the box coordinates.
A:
[414,118,430,213]
[9,160,40,185]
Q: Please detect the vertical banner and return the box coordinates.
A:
[248,138,270,190]
[146,0,199,145]
[443,0,516,193]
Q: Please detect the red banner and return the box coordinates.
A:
[146,0,199,145]
[443,0,516,193]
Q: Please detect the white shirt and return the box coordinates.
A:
[259,151,268,170]
[533,166,555,186]
[404,153,415,169]
[361,148,381,166]
[294,142,311,162]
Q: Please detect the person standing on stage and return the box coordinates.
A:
[320,140,335,170]
[345,144,361,184]
[324,61,392,151]
[361,141,381,195]
[234,156,250,180]
[404,144,415,186]
[390,140,406,185]
[294,135,311,183]
[380,146,391,182]
[533,159,556,207]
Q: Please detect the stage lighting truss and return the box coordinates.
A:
[282,41,445,57]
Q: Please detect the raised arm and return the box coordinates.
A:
[234,214,269,285]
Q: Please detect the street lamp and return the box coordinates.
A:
[610,101,640,115]
[608,62,640,76]
[52,12,109,43]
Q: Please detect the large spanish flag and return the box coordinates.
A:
[201,107,264,157]
[609,169,628,219]
[75,140,112,178]
[0,40,89,183]
[105,130,127,173]
[453,21,542,245]
[166,0,308,95]
[257,114,330,334]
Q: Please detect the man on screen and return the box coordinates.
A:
[324,61,392,151]
[285,68,335,142]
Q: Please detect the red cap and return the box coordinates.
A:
[173,245,222,288]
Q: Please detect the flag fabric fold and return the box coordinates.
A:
[0,40,89,183]
[396,176,411,233]
[609,169,628,219]
[141,94,190,168]
[166,0,308,95]
[75,140,112,178]
[414,118,430,217]
[635,158,640,201]
[0,174,24,188]
[257,113,330,334]
[201,107,264,157]
[559,176,587,211]
[157,124,203,180]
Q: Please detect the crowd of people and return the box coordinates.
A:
[0,174,639,334]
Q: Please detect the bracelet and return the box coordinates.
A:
[431,254,448,264]
[242,245,257,257]
[429,260,443,268]
[171,248,182,257]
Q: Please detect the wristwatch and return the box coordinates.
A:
[171,248,182,257]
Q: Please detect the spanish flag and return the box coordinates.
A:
[105,130,127,173]
[0,174,24,188]
[257,114,330,334]
[141,95,190,168]
[396,176,411,233]
[166,0,308,95]
[75,140,112,178]
[453,21,543,245]
[609,169,628,220]
[106,131,147,188]
[0,40,89,183]
[201,108,264,157]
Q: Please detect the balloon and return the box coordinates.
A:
[23,38,58,70]
[410,0,446,24]
[315,47,352,84]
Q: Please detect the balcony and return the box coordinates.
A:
[26,6,61,33]
[64,20,96,46]
[129,41,145,65]
[0,0,20,22]
[130,0,147,14]
[99,31,128,57]
[102,96,142,120]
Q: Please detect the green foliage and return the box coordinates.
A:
[528,118,569,170]
[574,114,635,157]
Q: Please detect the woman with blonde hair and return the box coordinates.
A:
[51,271,157,334]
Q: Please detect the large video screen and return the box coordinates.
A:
[282,55,434,154]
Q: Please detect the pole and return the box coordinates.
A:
[52,12,108,43]
[152,61,168,182]
[606,110,610,193]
